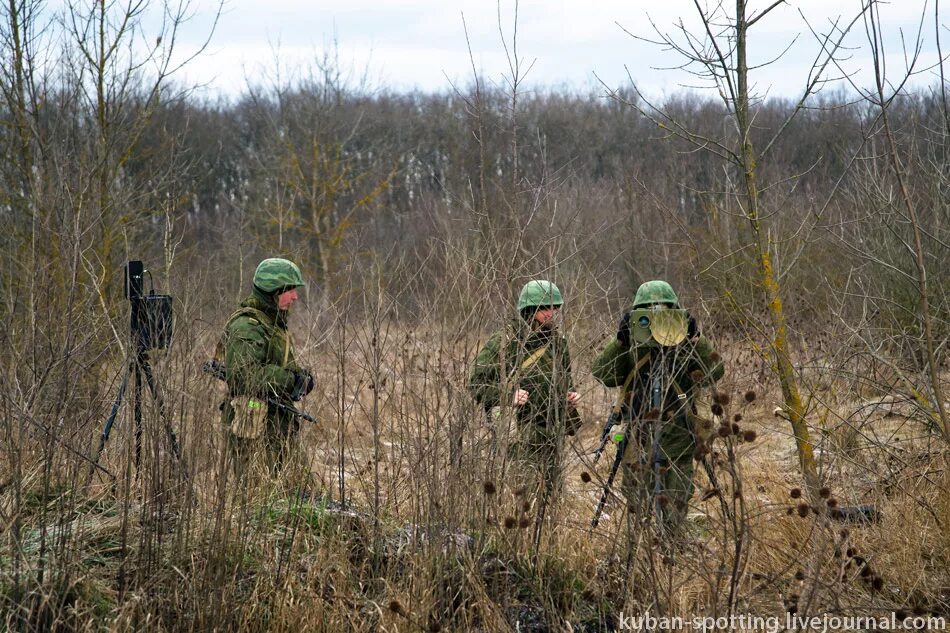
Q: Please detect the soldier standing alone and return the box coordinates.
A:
[218,257,315,478]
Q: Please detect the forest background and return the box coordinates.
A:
[0,0,947,631]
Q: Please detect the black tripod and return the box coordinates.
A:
[88,261,185,483]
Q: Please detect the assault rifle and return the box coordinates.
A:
[202,359,317,423]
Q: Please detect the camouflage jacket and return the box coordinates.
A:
[469,320,581,444]
[592,335,724,417]
[219,287,302,423]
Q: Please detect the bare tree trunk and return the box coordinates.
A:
[735,0,820,497]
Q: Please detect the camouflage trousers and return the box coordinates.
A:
[620,417,695,539]
[505,440,564,544]
[227,412,303,481]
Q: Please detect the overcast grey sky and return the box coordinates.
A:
[173,1,948,100]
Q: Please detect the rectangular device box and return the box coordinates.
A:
[142,294,173,349]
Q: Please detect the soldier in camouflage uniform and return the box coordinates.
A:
[219,258,315,477]
[592,280,723,537]
[469,280,582,533]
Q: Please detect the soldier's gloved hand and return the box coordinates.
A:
[513,389,529,406]
[617,311,632,348]
[290,369,314,401]
[566,392,580,408]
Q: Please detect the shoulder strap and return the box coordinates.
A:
[225,306,274,329]
[519,344,550,371]
[613,351,651,412]
[214,306,276,363]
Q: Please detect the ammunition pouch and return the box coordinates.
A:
[229,395,267,439]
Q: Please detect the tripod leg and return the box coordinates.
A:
[133,362,143,471]
[86,364,131,487]
[140,360,183,462]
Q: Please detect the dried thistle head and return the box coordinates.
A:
[826,498,839,508]
[744,390,757,403]
[690,369,705,382]
[713,392,731,406]
[521,500,532,513]
[733,413,743,422]
[795,570,805,581]
[709,352,721,363]
[483,481,497,495]
[580,471,592,483]
[657,494,670,507]
[790,488,802,499]
[819,487,831,499]
[503,516,517,529]
[518,516,531,529]
[711,403,724,417]
[743,430,757,442]
[796,503,810,518]
[717,426,731,438]
[427,620,443,633]
[389,600,406,617]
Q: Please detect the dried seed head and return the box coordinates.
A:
[743,430,757,442]
[744,390,757,402]
[795,571,805,581]
[389,600,406,616]
[826,498,839,509]
[860,566,873,578]
[513,486,526,497]
[690,369,705,382]
[646,408,660,420]
[846,548,856,558]
[733,413,743,423]
[483,481,497,495]
[503,516,517,529]
[840,528,850,539]
[786,507,795,516]
[711,403,724,417]
[518,516,531,529]
[427,620,443,633]
[871,577,883,591]
[580,471,592,483]
[717,426,731,438]
[790,488,802,499]
[710,352,721,363]
[657,494,670,507]
[731,423,741,435]
[713,392,731,406]
[819,487,831,499]
[521,500,532,513]
[797,503,810,518]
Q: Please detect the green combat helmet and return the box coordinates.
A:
[517,280,563,311]
[630,280,687,346]
[632,280,679,309]
[253,258,306,293]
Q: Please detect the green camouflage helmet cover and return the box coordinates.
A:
[517,280,563,311]
[253,258,306,293]
[633,280,679,308]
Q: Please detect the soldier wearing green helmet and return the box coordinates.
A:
[592,280,724,539]
[469,279,582,540]
[217,257,314,477]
